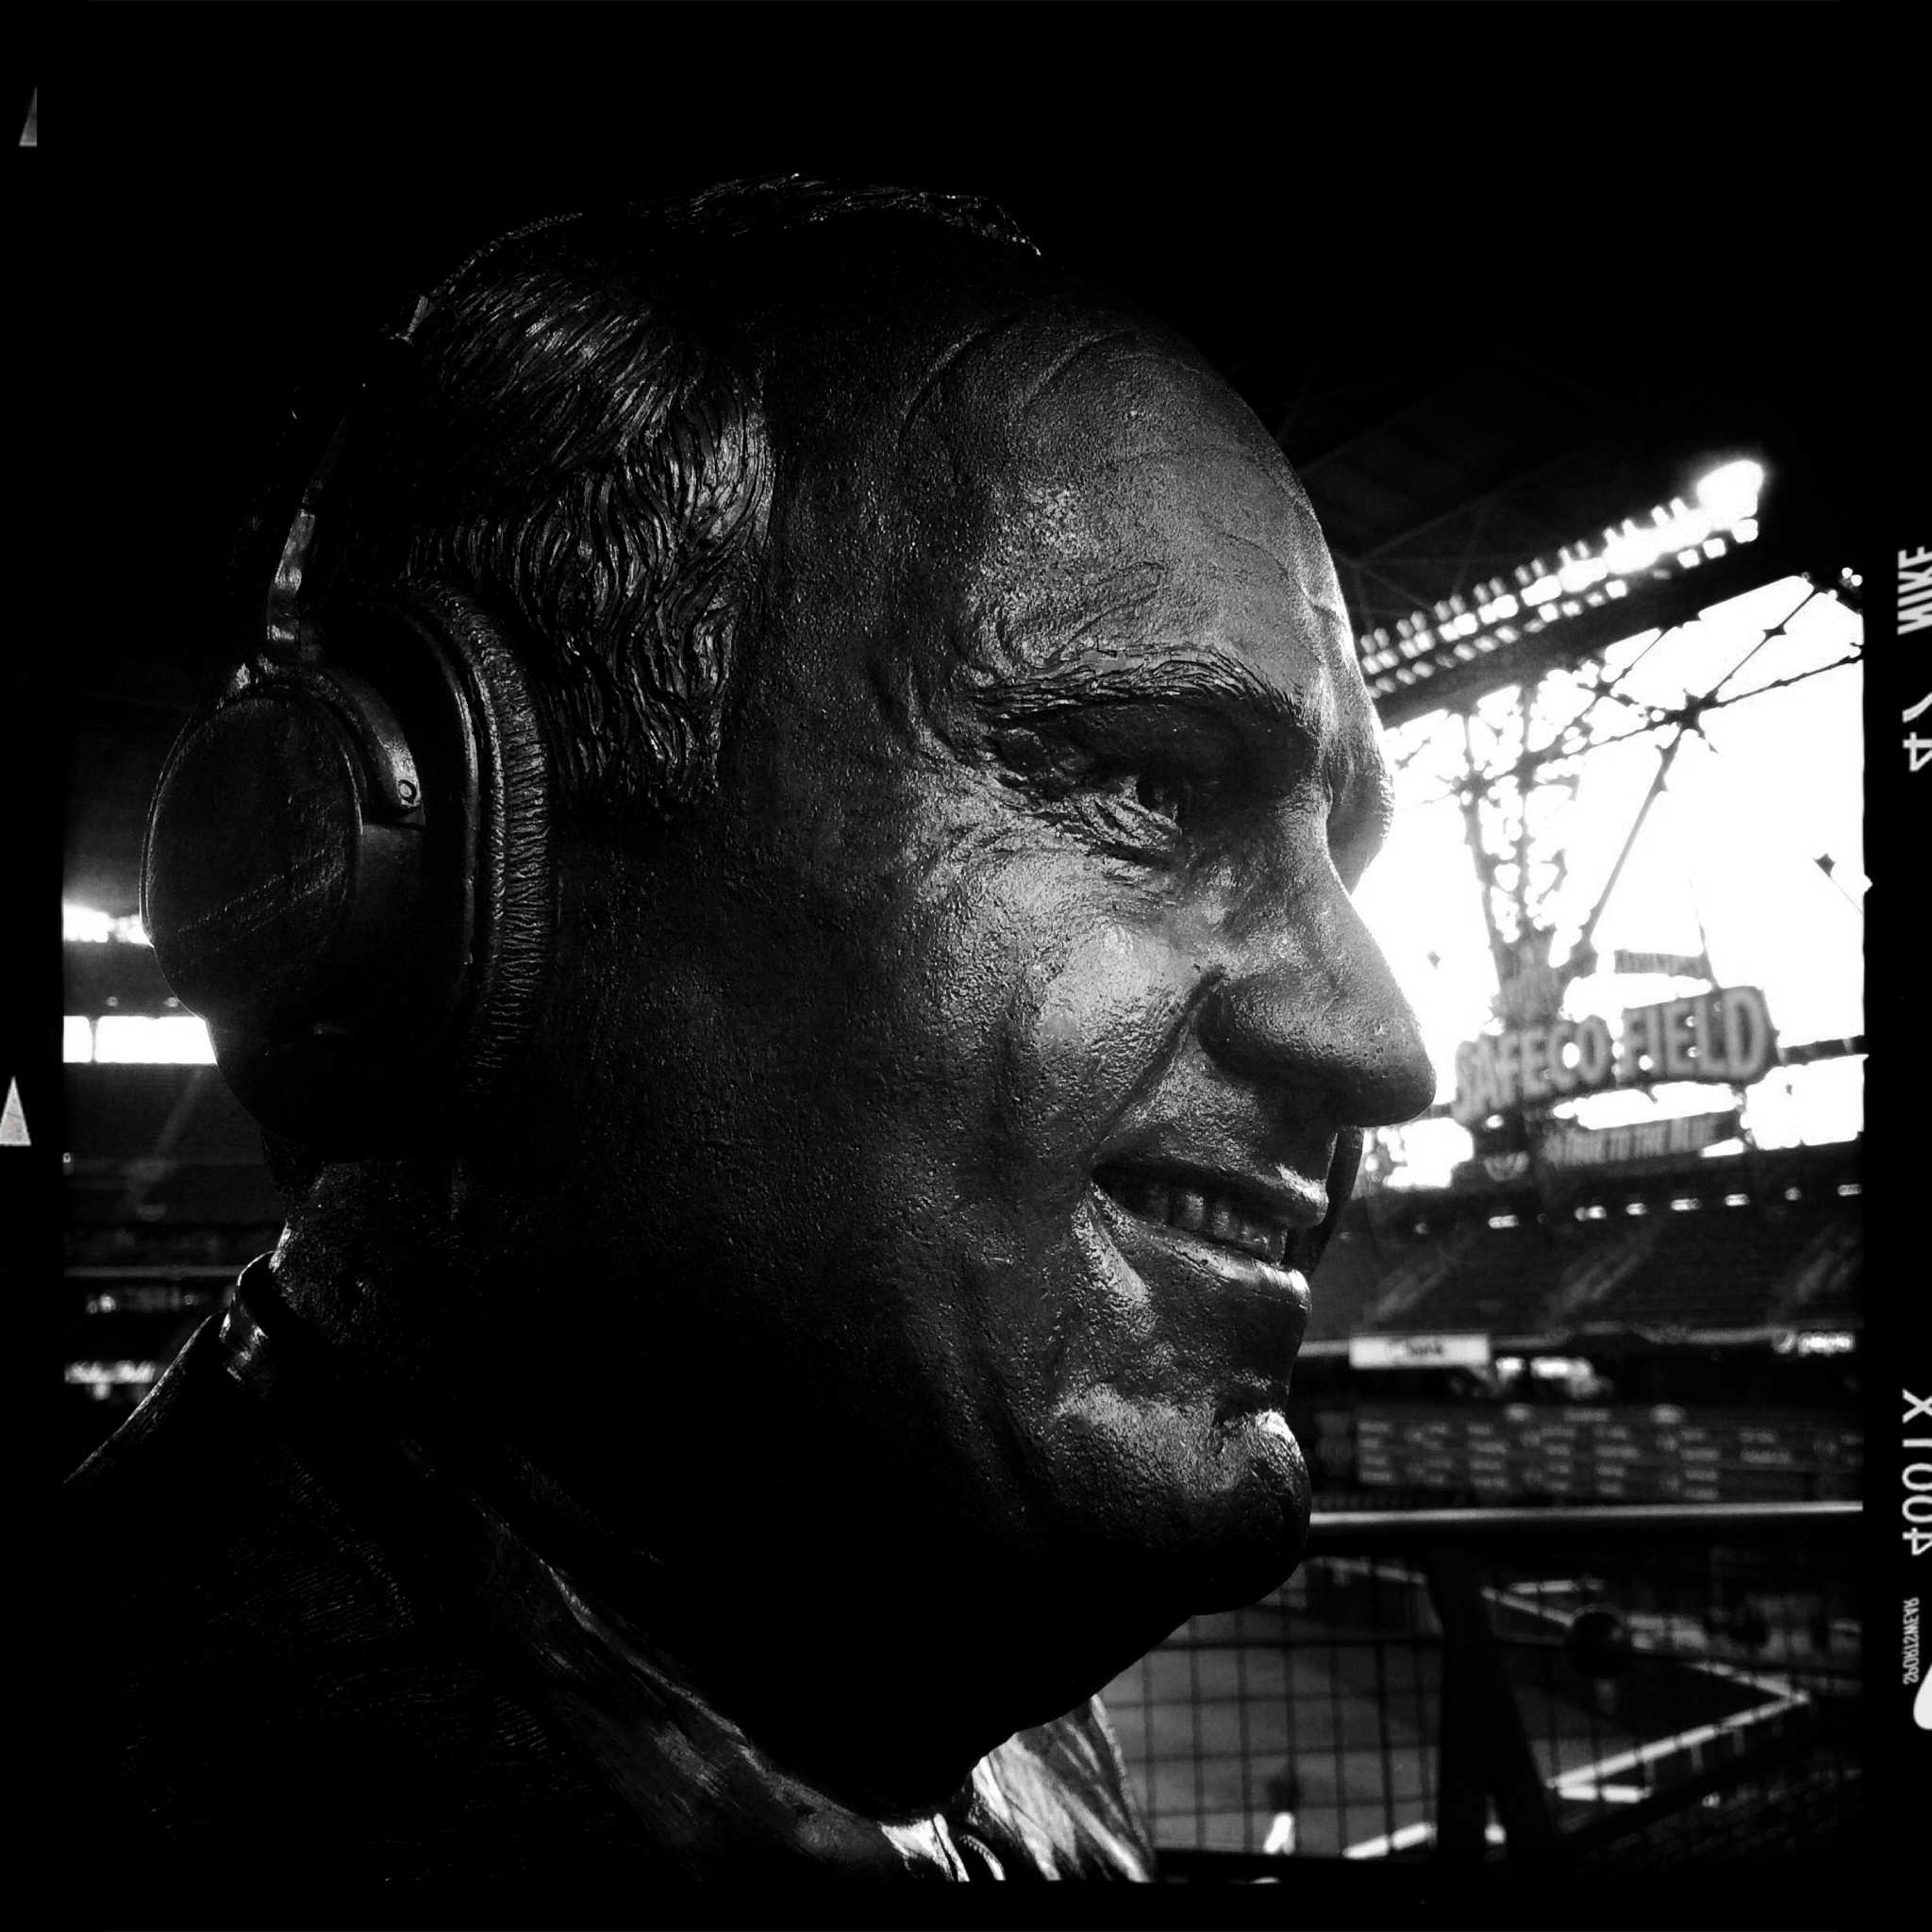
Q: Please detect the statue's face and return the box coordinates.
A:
[514,313,1433,1661]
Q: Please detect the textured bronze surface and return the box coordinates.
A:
[77,179,1434,1896]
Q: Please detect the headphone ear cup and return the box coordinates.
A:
[142,588,554,1154]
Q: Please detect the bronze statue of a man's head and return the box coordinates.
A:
[146,178,1434,1808]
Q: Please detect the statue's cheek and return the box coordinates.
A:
[994,914,1207,1165]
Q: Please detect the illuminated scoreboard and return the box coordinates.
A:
[1346,1405,1860,1504]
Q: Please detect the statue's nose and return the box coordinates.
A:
[1197,851,1436,1131]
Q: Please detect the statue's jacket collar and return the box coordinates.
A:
[213,1259,1153,1882]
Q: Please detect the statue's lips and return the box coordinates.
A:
[1085,1163,1313,1387]
[1092,1162,1298,1266]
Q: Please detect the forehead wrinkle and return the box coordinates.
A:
[1206,520,1347,616]
[987,540,1353,707]
[1002,434,1332,611]
[977,561,1173,672]
[1010,327,1161,423]
[1025,420,1303,479]
[1015,442,1310,534]
[1014,343,1319,507]
[893,311,1040,446]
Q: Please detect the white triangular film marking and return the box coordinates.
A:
[0,1077,29,1147]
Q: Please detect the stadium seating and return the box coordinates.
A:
[1306,1227,1410,1343]
[1581,1204,1841,1334]
[1367,1219,1578,1337]
[1770,1220,1861,1326]
[1315,1157,1861,1346]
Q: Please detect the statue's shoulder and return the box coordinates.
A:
[62,1310,401,1649]
[58,1317,660,1912]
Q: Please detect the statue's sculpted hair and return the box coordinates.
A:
[299,177,1038,824]
[254,180,1039,1201]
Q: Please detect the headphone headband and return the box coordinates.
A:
[144,274,555,1158]
[262,292,434,662]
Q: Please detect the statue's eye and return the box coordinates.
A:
[1133,771,1192,826]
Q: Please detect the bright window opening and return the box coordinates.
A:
[91,1015,216,1064]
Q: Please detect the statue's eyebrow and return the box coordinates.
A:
[973,651,1322,745]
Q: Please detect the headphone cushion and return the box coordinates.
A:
[410,583,556,1102]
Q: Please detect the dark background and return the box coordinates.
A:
[59,3,1881,908]
[25,0,1915,1896]
[70,6,1876,634]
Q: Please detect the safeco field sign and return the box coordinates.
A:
[1451,986,1777,1127]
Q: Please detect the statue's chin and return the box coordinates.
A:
[1033,1392,1314,1629]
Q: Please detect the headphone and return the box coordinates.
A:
[1315,1127,1364,1272]
[142,291,557,1157]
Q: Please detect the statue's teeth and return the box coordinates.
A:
[1097,1169,1291,1266]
